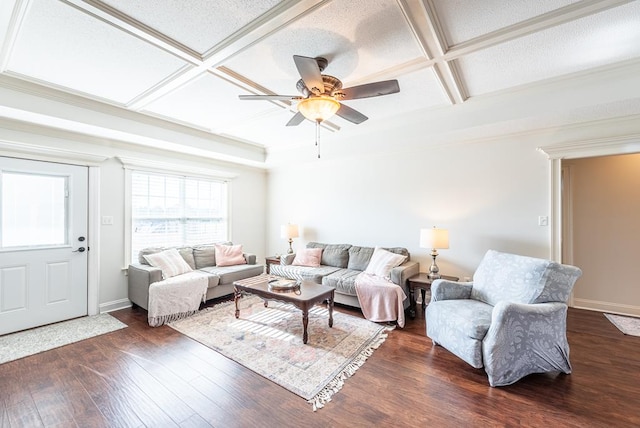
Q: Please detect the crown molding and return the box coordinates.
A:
[116,156,238,180]
[0,138,108,166]
[538,133,640,159]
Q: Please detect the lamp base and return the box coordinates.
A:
[428,250,441,279]
[287,239,294,254]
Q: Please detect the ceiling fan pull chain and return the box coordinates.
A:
[315,119,321,158]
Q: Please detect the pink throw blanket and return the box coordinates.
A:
[354,272,407,328]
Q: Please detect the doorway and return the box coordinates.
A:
[0,157,89,335]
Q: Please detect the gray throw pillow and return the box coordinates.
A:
[348,246,375,271]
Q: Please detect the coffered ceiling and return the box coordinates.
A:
[1,0,640,166]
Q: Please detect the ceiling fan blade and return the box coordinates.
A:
[293,55,324,94]
[339,80,400,100]
[286,111,305,127]
[336,103,368,124]
[239,94,298,101]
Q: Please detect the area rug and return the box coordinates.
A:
[0,314,127,364]
[168,296,390,411]
[604,313,640,337]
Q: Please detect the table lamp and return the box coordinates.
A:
[420,227,449,279]
[281,224,299,254]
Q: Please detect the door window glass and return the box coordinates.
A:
[1,172,68,248]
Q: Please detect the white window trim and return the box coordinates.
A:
[119,156,235,269]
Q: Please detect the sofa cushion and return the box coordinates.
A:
[433,299,493,340]
[199,264,264,286]
[308,242,352,268]
[215,243,246,267]
[193,245,216,269]
[143,248,193,279]
[138,247,164,265]
[322,269,361,297]
[364,247,407,279]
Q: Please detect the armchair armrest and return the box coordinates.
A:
[243,253,257,265]
[390,260,420,287]
[431,280,472,302]
[483,301,571,386]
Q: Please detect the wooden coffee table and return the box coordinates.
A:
[233,274,335,344]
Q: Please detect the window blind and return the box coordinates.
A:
[130,171,228,263]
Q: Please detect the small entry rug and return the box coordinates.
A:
[604,313,640,337]
[0,314,127,364]
[168,296,389,411]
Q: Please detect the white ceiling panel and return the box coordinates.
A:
[144,72,282,132]
[100,0,283,54]
[6,0,189,104]
[432,0,579,46]
[224,0,423,96]
[339,67,450,122]
[456,1,640,96]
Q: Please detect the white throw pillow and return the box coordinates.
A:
[143,248,193,279]
[364,247,407,279]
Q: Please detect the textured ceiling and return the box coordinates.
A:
[1,0,640,165]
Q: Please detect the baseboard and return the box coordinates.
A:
[99,298,132,314]
[572,298,640,317]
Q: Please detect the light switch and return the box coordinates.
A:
[102,216,114,225]
[538,216,549,226]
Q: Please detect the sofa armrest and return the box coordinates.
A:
[431,280,472,302]
[390,260,420,288]
[243,253,257,265]
[128,263,163,309]
[281,253,295,265]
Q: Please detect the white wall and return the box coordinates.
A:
[267,135,551,280]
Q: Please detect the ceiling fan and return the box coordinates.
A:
[238,55,400,126]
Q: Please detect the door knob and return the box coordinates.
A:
[73,247,86,253]
[78,236,85,242]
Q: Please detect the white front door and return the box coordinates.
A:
[0,157,88,335]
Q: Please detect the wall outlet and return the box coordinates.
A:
[538,216,549,226]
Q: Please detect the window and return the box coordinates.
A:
[130,171,228,263]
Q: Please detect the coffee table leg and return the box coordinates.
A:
[302,310,309,344]
[234,287,240,319]
[328,292,334,328]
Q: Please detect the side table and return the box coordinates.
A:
[265,256,281,274]
[407,273,459,319]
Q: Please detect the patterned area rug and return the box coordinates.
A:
[604,313,640,337]
[0,314,127,364]
[169,296,389,410]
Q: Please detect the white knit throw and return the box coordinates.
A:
[148,271,209,327]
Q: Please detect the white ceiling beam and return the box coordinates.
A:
[65,0,202,64]
[0,0,30,72]
[127,0,331,111]
[395,0,466,104]
[445,0,636,60]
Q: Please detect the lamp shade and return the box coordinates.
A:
[420,227,449,249]
[297,96,340,122]
[280,224,299,239]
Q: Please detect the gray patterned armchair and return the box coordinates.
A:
[426,250,582,386]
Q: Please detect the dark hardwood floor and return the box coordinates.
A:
[1,300,639,427]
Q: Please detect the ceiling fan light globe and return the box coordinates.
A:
[297,96,340,122]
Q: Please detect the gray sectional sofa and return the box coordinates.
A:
[128,243,264,310]
[270,242,420,308]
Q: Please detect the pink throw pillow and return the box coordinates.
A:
[215,244,246,267]
[292,248,323,267]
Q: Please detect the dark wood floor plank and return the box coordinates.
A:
[1,299,639,427]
